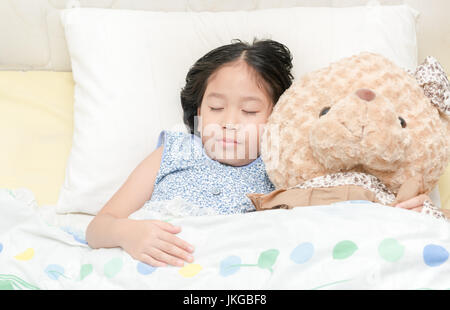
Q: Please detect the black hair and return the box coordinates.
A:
[180,38,294,135]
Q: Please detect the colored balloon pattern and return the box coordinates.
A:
[0,274,39,290]
[333,240,358,260]
[216,238,450,282]
[218,249,280,277]
[137,262,157,275]
[1,235,448,290]
[257,249,280,272]
[104,257,123,278]
[220,256,241,277]
[290,242,314,264]
[179,264,203,278]
[61,226,88,245]
[378,238,404,262]
[80,264,93,280]
[45,264,65,280]
[14,248,34,261]
[423,244,449,267]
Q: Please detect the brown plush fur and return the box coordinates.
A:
[262,52,450,194]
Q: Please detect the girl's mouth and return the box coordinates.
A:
[217,138,240,147]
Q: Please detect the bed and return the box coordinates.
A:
[1,188,450,290]
[1,0,450,290]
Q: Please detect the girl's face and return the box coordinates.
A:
[197,60,273,166]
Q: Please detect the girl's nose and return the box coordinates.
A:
[222,110,239,129]
[224,123,239,130]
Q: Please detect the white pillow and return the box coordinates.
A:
[57,5,419,215]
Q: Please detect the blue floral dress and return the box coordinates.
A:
[148,130,275,214]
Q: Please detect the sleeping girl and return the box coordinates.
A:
[86,38,433,268]
[86,38,293,268]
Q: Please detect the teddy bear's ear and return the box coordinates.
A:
[409,56,450,116]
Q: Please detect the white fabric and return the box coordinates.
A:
[57,5,419,215]
[1,188,450,290]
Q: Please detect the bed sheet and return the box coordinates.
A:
[1,188,449,290]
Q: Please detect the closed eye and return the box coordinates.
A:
[210,107,223,112]
[243,110,258,115]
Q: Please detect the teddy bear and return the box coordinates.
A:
[248,52,450,220]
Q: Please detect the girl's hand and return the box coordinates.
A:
[119,219,195,267]
[394,194,430,213]
[395,194,450,221]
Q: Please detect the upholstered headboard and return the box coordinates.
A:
[0,0,449,72]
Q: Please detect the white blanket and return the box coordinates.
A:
[0,188,449,290]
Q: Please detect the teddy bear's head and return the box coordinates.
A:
[262,52,450,194]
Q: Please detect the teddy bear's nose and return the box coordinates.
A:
[355,88,376,102]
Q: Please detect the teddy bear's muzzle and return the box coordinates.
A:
[308,89,411,172]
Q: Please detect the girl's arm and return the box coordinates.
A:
[85,146,195,267]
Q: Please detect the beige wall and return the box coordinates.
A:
[0,0,449,72]
[406,0,450,73]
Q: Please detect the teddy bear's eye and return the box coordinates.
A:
[398,117,407,128]
[319,107,331,117]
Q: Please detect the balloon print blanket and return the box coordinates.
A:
[0,188,449,290]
